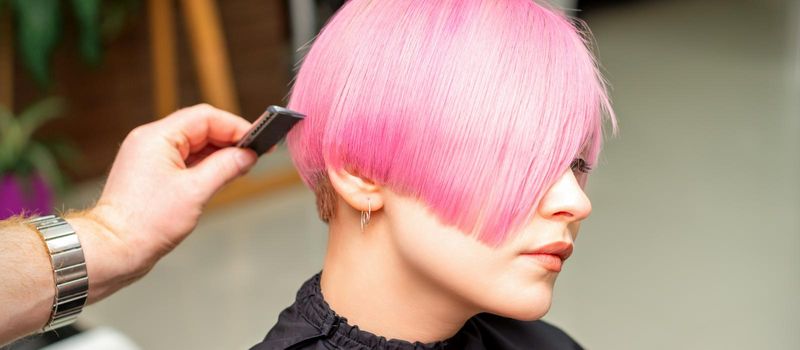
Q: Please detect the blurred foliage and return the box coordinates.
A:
[0,98,77,191]
[3,0,140,88]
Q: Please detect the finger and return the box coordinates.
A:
[190,139,209,154]
[190,137,242,156]
[185,144,222,167]
[158,104,253,159]
[187,147,258,201]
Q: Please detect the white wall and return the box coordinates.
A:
[544,0,800,349]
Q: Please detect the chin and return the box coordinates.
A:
[500,301,552,321]
[484,285,554,321]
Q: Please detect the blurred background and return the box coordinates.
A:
[1,0,798,349]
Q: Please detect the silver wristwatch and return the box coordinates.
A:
[27,215,89,332]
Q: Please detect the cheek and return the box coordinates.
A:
[385,196,558,320]
[390,216,556,320]
[387,206,499,303]
[389,211,489,286]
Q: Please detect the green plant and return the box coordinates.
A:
[0,98,70,189]
[2,0,140,88]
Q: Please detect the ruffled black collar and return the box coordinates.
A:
[254,273,582,350]
[292,272,459,350]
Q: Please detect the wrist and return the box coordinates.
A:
[64,209,146,304]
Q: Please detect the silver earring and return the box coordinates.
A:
[360,198,372,232]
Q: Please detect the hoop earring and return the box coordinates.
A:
[360,198,372,233]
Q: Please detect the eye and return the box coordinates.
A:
[570,158,592,174]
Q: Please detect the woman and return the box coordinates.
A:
[253,0,616,349]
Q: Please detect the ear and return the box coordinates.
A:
[326,166,384,212]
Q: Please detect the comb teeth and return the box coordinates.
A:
[255,112,272,131]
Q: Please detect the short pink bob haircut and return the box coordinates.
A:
[286,0,616,246]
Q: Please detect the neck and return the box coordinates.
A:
[320,215,476,343]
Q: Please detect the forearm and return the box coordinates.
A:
[0,216,53,344]
[0,210,139,345]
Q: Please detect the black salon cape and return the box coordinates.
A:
[250,273,583,350]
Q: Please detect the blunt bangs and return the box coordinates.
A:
[287,0,616,245]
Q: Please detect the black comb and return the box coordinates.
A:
[236,106,305,155]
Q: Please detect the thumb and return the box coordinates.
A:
[188,147,257,201]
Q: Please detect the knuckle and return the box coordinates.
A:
[173,103,214,118]
[216,155,237,177]
[209,155,239,185]
[192,103,216,114]
[126,125,149,141]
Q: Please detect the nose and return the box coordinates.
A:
[537,170,592,222]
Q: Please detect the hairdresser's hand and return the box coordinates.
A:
[76,104,257,301]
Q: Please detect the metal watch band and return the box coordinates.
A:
[27,215,89,332]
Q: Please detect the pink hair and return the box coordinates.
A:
[286,0,616,246]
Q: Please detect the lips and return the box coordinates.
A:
[522,241,574,261]
[520,241,574,272]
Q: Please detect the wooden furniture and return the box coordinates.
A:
[148,0,239,117]
[147,0,301,209]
